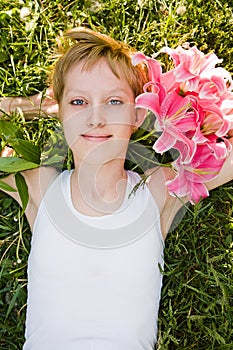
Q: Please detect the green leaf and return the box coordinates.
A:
[5,284,22,320]
[10,139,41,164]
[0,120,21,140]
[0,180,16,192]
[41,154,67,166]
[15,172,29,213]
[0,51,8,63]
[126,142,160,170]
[0,157,39,173]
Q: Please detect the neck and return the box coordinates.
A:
[71,159,128,216]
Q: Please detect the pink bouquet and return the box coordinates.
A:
[132,45,233,203]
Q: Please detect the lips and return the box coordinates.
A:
[81,134,112,142]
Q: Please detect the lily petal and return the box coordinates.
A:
[153,130,177,153]
[132,52,162,82]
[188,182,209,204]
[135,92,160,117]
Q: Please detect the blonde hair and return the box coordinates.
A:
[52,27,148,104]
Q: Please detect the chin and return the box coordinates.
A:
[72,139,129,165]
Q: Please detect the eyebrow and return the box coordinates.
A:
[64,88,131,97]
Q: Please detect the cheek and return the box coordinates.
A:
[107,104,136,124]
[61,116,87,148]
[62,126,79,148]
[111,125,134,141]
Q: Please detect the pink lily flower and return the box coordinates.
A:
[187,95,231,150]
[132,46,233,203]
[132,52,162,83]
[166,144,226,203]
[201,110,230,138]
[218,91,233,125]
[200,67,233,91]
[196,76,227,107]
[132,51,178,92]
[135,88,197,161]
[157,46,222,85]
[156,46,233,95]
[205,135,232,159]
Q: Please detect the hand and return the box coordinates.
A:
[0,87,58,119]
[0,146,14,157]
[30,87,58,116]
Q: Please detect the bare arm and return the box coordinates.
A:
[0,88,59,226]
[0,166,58,230]
[146,166,188,239]
[206,136,233,191]
[0,88,58,119]
[147,136,233,239]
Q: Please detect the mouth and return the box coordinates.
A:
[81,134,112,142]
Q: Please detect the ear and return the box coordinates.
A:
[134,107,147,128]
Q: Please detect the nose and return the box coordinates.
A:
[87,104,106,128]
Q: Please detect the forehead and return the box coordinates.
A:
[63,58,133,94]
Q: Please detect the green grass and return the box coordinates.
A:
[157,183,233,349]
[0,0,233,349]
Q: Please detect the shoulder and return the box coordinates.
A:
[20,166,59,229]
[145,166,187,239]
[145,166,178,212]
[0,166,58,229]
[23,166,59,205]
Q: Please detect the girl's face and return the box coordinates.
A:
[60,58,142,166]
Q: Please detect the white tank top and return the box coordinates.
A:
[23,170,164,350]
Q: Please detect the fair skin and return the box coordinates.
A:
[60,59,145,217]
[0,87,58,118]
[1,59,233,238]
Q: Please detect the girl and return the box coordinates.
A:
[1,27,233,350]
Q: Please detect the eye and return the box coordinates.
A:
[70,99,87,106]
[108,99,123,105]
